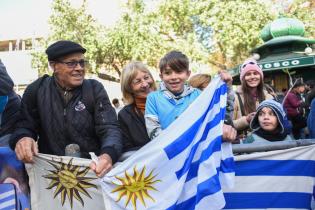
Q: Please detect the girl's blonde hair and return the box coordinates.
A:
[188,74,211,90]
[120,61,157,105]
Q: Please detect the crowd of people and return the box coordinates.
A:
[1,40,315,180]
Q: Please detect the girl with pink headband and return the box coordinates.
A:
[233,58,274,139]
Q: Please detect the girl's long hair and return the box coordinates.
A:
[241,78,265,114]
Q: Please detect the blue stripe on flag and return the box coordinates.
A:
[167,174,222,210]
[236,160,315,176]
[220,157,235,173]
[163,84,227,160]
[0,184,16,210]
[175,109,225,180]
[183,136,221,181]
[224,192,312,209]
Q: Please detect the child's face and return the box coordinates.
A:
[244,70,261,88]
[130,70,155,98]
[258,107,278,132]
[160,67,191,94]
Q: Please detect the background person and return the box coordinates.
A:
[233,58,273,139]
[243,99,293,144]
[118,61,157,152]
[9,40,122,177]
[0,59,21,146]
[112,98,123,115]
[307,98,315,139]
[283,80,307,139]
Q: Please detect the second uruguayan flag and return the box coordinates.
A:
[101,77,235,210]
[223,144,315,209]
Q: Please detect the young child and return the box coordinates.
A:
[243,99,293,144]
[145,50,236,141]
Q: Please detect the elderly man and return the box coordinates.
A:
[10,40,122,177]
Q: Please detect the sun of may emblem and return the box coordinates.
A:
[43,158,97,208]
[111,166,161,210]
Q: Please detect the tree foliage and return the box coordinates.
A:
[32,0,315,78]
[196,0,274,68]
[285,0,315,38]
[32,0,102,75]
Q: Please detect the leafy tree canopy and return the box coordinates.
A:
[32,0,315,78]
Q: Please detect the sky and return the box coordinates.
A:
[0,0,122,40]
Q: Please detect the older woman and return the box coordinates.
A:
[118,61,157,152]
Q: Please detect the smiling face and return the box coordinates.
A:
[160,67,191,94]
[52,52,85,89]
[130,70,155,98]
[258,107,278,132]
[244,70,261,88]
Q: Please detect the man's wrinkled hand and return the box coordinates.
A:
[15,137,38,163]
[89,153,113,177]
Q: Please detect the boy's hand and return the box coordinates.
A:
[222,124,237,142]
[219,70,233,84]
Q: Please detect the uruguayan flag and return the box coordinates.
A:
[0,184,16,210]
[223,144,315,209]
[101,77,235,210]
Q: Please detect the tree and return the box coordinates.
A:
[32,0,103,76]
[196,0,274,69]
[285,0,315,38]
[32,0,314,78]
[101,0,212,75]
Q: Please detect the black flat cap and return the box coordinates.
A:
[46,40,86,61]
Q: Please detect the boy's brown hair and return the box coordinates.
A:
[159,51,189,73]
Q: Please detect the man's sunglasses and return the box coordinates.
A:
[57,60,88,68]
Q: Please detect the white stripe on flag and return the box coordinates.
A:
[0,199,15,209]
[101,78,233,210]
[235,145,315,161]
[225,176,314,193]
[0,189,15,200]
[192,123,223,163]
[195,190,226,210]
[176,151,222,203]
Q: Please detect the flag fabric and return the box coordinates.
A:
[0,184,16,210]
[26,78,234,210]
[26,154,106,210]
[101,77,235,210]
[223,144,315,209]
[0,147,30,210]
